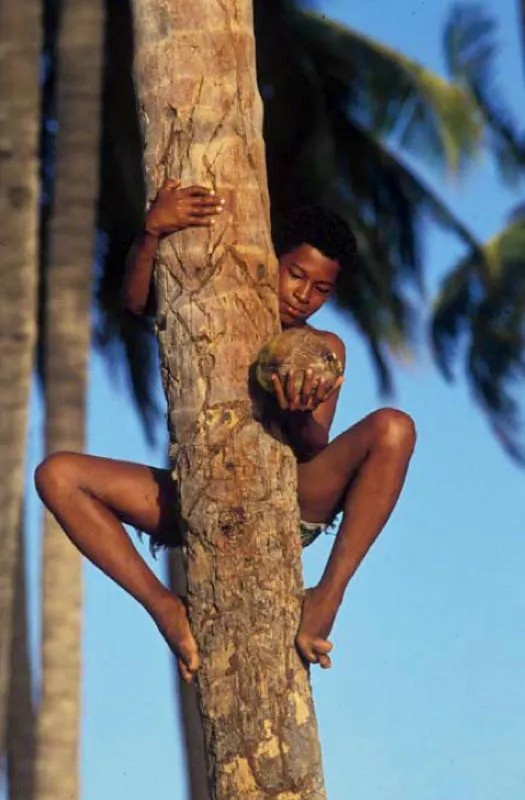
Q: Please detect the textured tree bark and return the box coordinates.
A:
[0,0,40,761]
[132,1,326,797]
[35,0,104,797]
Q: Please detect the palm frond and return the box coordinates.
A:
[508,202,525,224]
[330,195,417,395]
[257,8,484,394]
[94,0,161,444]
[432,220,525,461]
[326,109,483,367]
[331,112,481,256]
[93,296,161,446]
[443,3,525,185]
[430,260,475,379]
[297,8,484,174]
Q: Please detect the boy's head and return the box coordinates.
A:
[275,206,357,327]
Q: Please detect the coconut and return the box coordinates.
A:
[255,327,344,395]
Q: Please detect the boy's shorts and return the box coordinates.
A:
[299,520,328,548]
[143,519,333,555]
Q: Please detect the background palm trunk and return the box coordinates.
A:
[518,0,525,80]
[132,1,326,796]
[167,550,210,800]
[0,0,41,761]
[7,511,36,800]
[35,1,104,798]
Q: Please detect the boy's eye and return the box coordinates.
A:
[316,286,331,295]
[289,269,303,279]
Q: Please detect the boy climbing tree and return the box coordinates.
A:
[35,2,415,797]
[121,179,416,674]
[36,180,416,736]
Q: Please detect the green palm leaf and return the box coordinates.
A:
[260,3,484,390]
[432,218,525,461]
[329,112,481,262]
[94,0,160,444]
[93,0,524,460]
[297,104,482,384]
[443,3,525,185]
[330,196,416,394]
[297,8,484,174]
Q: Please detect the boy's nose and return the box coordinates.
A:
[295,285,311,304]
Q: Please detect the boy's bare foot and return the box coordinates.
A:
[295,586,341,669]
[151,592,200,682]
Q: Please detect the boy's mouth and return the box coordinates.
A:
[283,302,305,319]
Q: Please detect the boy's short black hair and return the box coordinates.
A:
[275,206,358,274]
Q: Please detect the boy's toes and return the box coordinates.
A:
[318,653,332,669]
[312,639,333,669]
[177,646,200,683]
[185,646,200,674]
[314,638,333,654]
[296,634,334,667]
[178,658,194,683]
[295,633,318,664]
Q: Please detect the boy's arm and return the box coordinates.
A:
[121,178,223,316]
[282,411,330,461]
[121,230,159,316]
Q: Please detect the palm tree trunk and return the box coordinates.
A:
[132,1,326,796]
[0,0,41,760]
[518,0,525,82]
[35,1,104,797]
[7,510,36,800]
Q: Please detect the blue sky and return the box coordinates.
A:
[19,1,525,799]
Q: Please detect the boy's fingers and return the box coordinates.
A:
[192,196,224,208]
[186,186,217,197]
[317,377,335,404]
[286,370,300,407]
[323,375,344,402]
[308,376,325,407]
[271,374,287,409]
[301,369,315,404]
[190,205,222,217]
[189,217,216,227]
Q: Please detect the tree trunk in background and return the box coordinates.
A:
[7,511,36,800]
[167,550,210,800]
[518,0,525,79]
[0,0,41,761]
[132,1,326,797]
[35,0,104,797]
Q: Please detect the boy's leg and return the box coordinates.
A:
[34,452,198,681]
[296,408,416,668]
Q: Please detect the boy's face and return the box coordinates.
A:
[278,244,340,328]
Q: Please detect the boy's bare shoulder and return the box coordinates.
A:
[308,325,346,366]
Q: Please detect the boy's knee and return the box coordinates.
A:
[34,451,77,501]
[370,408,416,454]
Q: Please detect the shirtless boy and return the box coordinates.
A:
[35,180,416,682]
